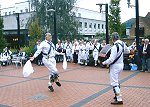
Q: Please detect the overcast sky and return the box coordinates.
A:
[0,0,150,22]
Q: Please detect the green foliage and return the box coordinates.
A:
[27,18,43,51]
[120,23,126,38]
[144,35,150,40]
[0,17,7,51]
[21,46,34,56]
[109,0,121,34]
[28,18,43,40]
[95,32,106,40]
[10,48,18,53]
[30,0,79,39]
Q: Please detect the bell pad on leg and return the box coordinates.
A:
[50,73,59,82]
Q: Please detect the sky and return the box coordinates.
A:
[0,0,150,22]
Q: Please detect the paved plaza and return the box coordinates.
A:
[0,63,150,107]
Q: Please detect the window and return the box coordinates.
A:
[84,22,87,28]
[98,24,100,29]
[25,9,28,12]
[5,12,7,15]
[94,23,96,29]
[78,13,81,17]
[79,22,82,28]
[102,24,104,29]
[20,10,23,13]
[89,23,92,28]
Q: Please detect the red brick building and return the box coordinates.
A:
[129,12,150,37]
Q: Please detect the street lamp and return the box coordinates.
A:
[127,0,140,54]
[15,13,21,48]
[47,9,57,45]
[96,3,109,44]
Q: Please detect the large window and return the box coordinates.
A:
[20,10,23,13]
[79,22,82,28]
[89,23,92,28]
[102,24,104,29]
[25,9,28,12]
[5,12,7,15]
[84,22,87,28]
[98,24,100,29]
[94,23,96,29]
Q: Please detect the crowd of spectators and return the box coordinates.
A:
[0,38,149,72]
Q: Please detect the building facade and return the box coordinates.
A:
[0,1,33,16]
[0,1,106,47]
[126,12,150,38]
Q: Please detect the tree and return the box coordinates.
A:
[28,18,43,40]
[0,17,7,51]
[95,32,106,40]
[27,18,43,53]
[120,23,126,38]
[30,0,79,40]
[109,0,121,35]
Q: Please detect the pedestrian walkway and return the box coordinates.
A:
[0,63,150,107]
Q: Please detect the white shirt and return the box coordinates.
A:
[33,40,56,58]
[143,44,148,52]
[72,45,79,54]
[103,40,130,65]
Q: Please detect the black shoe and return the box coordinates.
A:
[48,85,54,92]
[113,96,117,101]
[55,82,61,87]
[111,101,123,105]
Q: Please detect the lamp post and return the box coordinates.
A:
[16,13,20,48]
[127,0,140,54]
[47,9,57,45]
[53,10,57,46]
[96,3,109,44]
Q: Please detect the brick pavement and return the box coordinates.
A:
[0,63,150,107]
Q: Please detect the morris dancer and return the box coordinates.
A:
[30,33,64,92]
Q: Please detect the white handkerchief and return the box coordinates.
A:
[62,55,67,70]
[23,60,34,77]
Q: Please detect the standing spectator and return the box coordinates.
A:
[72,42,79,63]
[101,40,106,48]
[138,39,145,70]
[84,41,90,65]
[65,41,72,62]
[56,40,63,62]
[141,39,150,72]
[34,40,42,65]
[78,41,85,64]
[61,40,66,54]
[93,40,100,66]
[102,32,130,105]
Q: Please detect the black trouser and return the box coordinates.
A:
[73,52,78,63]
